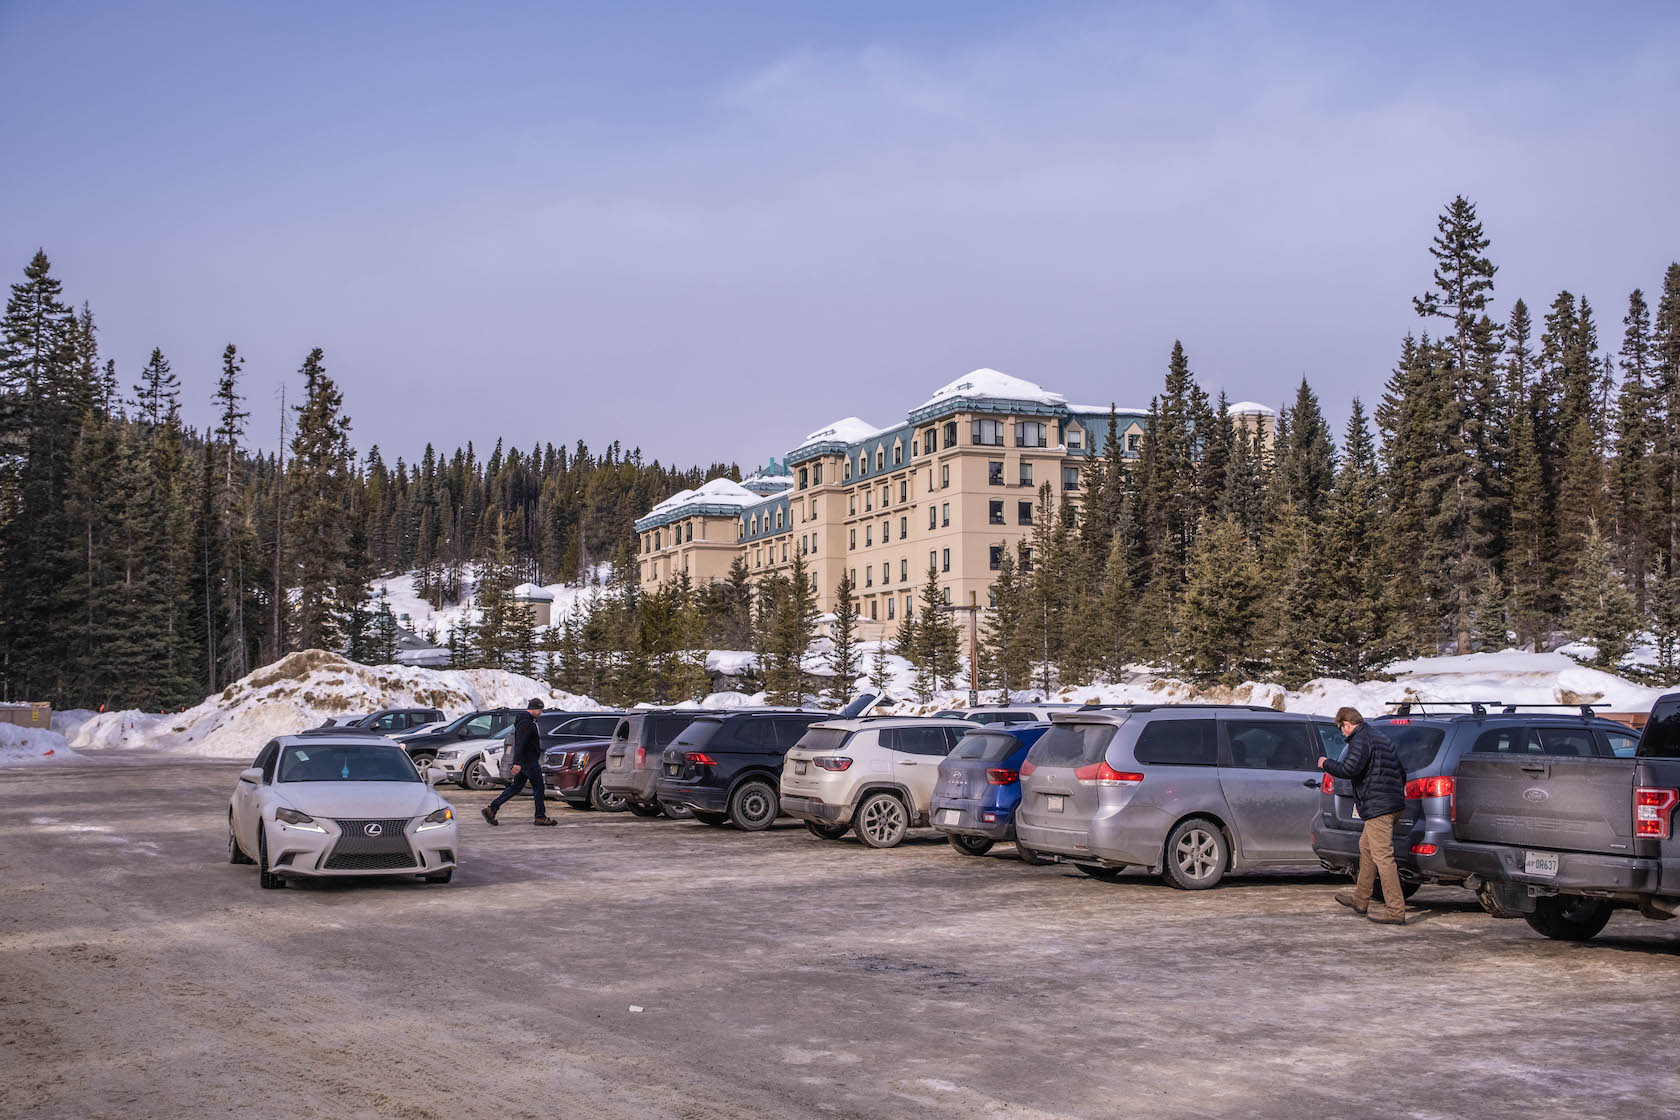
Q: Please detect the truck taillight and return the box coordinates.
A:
[1320,772,1333,795]
[1073,761,1143,786]
[986,768,1019,785]
[1634,787,1678,838]
[814,756,852,772]
[1404,776,1454,800]
[684,752,718,766]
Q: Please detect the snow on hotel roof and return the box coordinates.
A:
[1226,401,1278,414]
[641,477,765,519]
[917,368,1066,410]
[796,416,884,449]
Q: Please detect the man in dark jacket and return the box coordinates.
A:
[1318,707,1408,924]
[482,700,556,827]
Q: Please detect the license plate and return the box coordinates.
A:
[1046,795,1065,813]
[665,764,678,775]
[794,761,808,775]
[940,809,960,826]
[1351,806,1360,819]
[1524,851,1559,878]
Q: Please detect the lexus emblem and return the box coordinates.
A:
[1522,789,1548,803]
[364,822,383,837]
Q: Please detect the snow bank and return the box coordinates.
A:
[0,724,82,767]
[69,650,600,760]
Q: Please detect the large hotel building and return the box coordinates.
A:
[634,369,1272,641]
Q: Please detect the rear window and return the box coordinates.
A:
[650,715,695,747]
[951,732,1020,762]
[1386,726,1447,770]
[1026,722,1118,768]
[1638,704,1680,758]
[1471,725,1599,759]
[672,720,723,749]
[796,727,851,753]
[971,711,1033,725]
[1133,719,1217,766]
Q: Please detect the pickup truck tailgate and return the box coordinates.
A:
[1453,755,1638,856]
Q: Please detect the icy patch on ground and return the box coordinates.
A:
[0,724,82,766]
[70,650,600,759]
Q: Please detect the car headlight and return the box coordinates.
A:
[416,807,454,832]
[435,750,459,760]
[274,807,326,832]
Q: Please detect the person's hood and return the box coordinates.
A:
[273,781,445,819]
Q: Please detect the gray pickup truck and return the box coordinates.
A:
[1443,693,1680,941]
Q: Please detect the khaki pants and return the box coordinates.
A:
[1355,810,1405,918]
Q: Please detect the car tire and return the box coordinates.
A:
[662,802,694,820]
[948,834,994,857]
[805,820,850,840]
[257,826,285,890]
[1076,863,1127,881]
[409,752,436,774]
[587,773,629,813]
[729,780,779,832]
[424,868,454,884]
[462,757,498,791]
[694,810,731,827]
[1016,844,1049,865]
[854,792,909,849]
[1162,818,1228,890]
[1524,895,1614,942]
[627,801,664,818]
[228,812,254,864]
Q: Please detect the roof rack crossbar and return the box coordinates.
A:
[1074,702,1283,713]
[1388,700,1601,718]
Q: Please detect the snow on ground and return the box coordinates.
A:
[372,563,613,640]
[0,723,82,767]
[69,650,601,760]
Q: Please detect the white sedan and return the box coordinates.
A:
[433,728,513,790]
[227,732,460,888]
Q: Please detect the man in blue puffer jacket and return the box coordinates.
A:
[1319,707,1409,925]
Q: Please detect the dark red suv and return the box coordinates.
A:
[541,713,636,811]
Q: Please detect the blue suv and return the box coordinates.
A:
[929,723,1049,857]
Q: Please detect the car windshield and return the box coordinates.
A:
[1025,722,1117,767]
[951,732,1019,762]
[277,745,420,783]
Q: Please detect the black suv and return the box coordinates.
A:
[655,711,831,830]
[396,708,526,770]
[352,708,445,734]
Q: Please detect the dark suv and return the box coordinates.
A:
[352,708,445,734]
[395,708,525,771]
[655,711,831,830]
[1312,703,1640,903]
[494,710,626,783]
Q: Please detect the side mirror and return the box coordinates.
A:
[426,766,448,784]
[239,767,262,785]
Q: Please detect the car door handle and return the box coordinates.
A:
[901,760,917,766]
[1301,779,1321,788]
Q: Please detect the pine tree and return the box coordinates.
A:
[827,572,862,703]
[1270,377,1337,519]
[981,542,1031,695]
[1095,535,1134,680]
[867,641,894,698]
[1173,516,1264,684]
[370,587,400,664]
[286,349,354,652]
[764,552,818,704]
[1414,195,1498,375]
[911,564,959,699]
[213,343,253,680]
[1612,289,1655,611]
[1319,401,1400,679]
[1653,265,1680,578]
[1566,519,1638,669]
[1503,300,1550,648]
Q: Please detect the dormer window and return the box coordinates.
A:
[893,441,903,465]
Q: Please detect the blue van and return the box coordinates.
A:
[930,723,1050,857]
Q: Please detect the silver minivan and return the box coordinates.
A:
[1015,705,1342,889]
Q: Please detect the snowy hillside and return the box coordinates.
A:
[66,650,600,760]
[372,563,613,639]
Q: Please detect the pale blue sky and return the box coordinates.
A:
[3,2,1677,466]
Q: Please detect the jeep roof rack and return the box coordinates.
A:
[1385,701,1601,718]
[1073,702,1283,714]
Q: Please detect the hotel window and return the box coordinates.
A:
[988,587,997,607]
[777,510,784,528]
[850,568,857,586]
[809,572,816,591]
[941,502,950,527]
[887,597,896,619]
[1017,421,1048,448]
[1021,547,1034,572]
[813,462,823,483]
[812,500,819,518]
[988,460,1004,486]
[844,460,852,481]
[1068,429,1083,451]
[876,448,884,470]
[811,535,818,555]
[942,586,951,604]
[880,484,889,506]
[941,548,950,572]
[899,516,907,539]
[686,523,693,542]
[900,558,908,580]
[904,594,913,618]
[972,418,1004,446]
[989,500,1004,525]
[899,479,907,502]
[928,507,936,530]
[989,545,1003,571]
[912,440,919,456]
[782,542,788,562]
[881,562,890,585]
[928,550,937,571]
[849,529,856,550]
[1063,466,1081,490]
[756,549,763,567]
[750,516,757,534]
[858,453,867,475]
[870,600,878,621]
[943,421,958,449]
[940,464,950,488]
[893,443,903,465]
[866,526,873,546]
[865,566,873,586]
[1127,433,1140,452]
[798,467,809,489]
[924,427,937,451]
[850,494,856,516]
[1019,461,1033,487]
[865,491,872,511]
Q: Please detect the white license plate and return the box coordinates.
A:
[794,761,808,775]
[1524,851,1559,878]
[940,809,960,825]
[1350,805,1360,819]
[1046,795,1065,813]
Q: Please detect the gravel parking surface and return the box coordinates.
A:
[3,757,1676,1119]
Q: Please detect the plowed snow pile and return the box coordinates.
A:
[0,724,80,767]
[69,650,600,759]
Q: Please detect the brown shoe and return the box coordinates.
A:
[533,817,558,827]
[480,806,499,827]
[1335,890,1368,915]
[1368,911,1407,926]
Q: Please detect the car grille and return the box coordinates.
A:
[324,817,415,870]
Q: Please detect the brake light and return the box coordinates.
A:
[986,768,1019,785]
[1405,776,1454,800]
[1411,843,1438,856]
[1634,787,1679,838]
[1018,761,1036,777]
[1390,718,1413,725]
[814,756,852,772]
[1320,772,1333,795]
[1074,761,1143,786]
[684,752,718,766]
[635,747,646,768]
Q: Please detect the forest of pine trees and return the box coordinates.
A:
[0,250,734,710]
[4,197,1678,711]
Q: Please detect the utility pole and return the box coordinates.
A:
[939,590,982,708]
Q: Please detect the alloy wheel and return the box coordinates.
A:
[858,795,908,847]
[1174,826,1221,882]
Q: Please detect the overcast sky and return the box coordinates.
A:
[4,1,1678,469]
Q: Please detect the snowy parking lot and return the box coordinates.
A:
[3,756,1677,1120]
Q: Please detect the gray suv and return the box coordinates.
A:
[1015,705,1340,889]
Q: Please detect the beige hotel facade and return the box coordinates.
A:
[635,369,1274,642]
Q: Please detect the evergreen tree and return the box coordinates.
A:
[370,587,400,664]
[827,572,862,703]
[1173,516,1264,684]
[1566,519,1637,669]
[867,641,894,698]
[981,542,1031,695]
[1613,288,1655,610]
[1319,401,1400,679]
[285,349,354,652]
